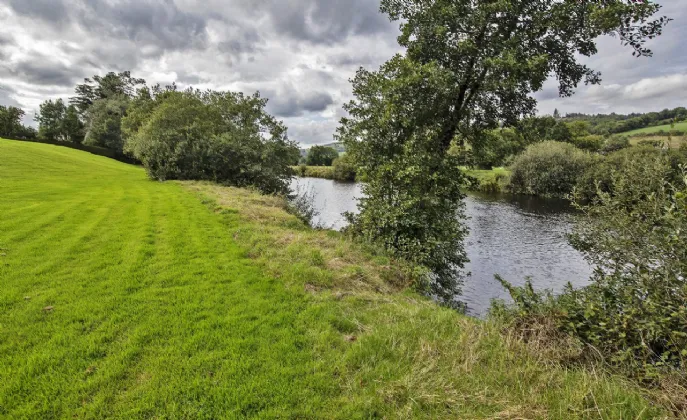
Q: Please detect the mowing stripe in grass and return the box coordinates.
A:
[0,139,670,418]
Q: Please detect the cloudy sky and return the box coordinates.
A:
[0,1,685,146]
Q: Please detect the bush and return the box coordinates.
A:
[508,141,594,197]
[637,139,665,148]
[571,135,604,152]
[496,155,687,382]
[576,146,687,202]
[332,154,357,181]
[600,135,630,153]
[124,90,298,195]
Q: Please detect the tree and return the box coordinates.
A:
[553,108,561,119]
[61,105,84,144]
[338,0,669,298]
[71,71,145,116]
[37,99,67,141]
[567,120,591,138]
[83,96,129,152]
[0,106,26,138]
[124,88,298,195]
[306,146,339,166]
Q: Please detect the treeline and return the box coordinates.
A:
[0,106,37,139]
[564,107,686,135]
[22,71,299,195]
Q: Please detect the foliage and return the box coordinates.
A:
[331,154,357,181]
[509,141,594,197]
[571,134,604,152]
[61,104,85,143]
[576,146,687,201]
[306,145,339,166]
[123,89,298,195]
[516,116,557,145]
[71,71,146,116]
[566,107,687,135]
[338,0,668,298]
[0,105,32,139]
[37,99,67,141]
[496,154,687,384]
[601,135,631,153]
[36,99,83,143]
[83,96,129,152]
[470,128,526,169]
[463,168,510,193]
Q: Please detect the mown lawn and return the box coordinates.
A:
[0,139,668,418]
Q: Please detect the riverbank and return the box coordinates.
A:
[0,139,669,417]
[462,167,511,193]
[292,165,512,193]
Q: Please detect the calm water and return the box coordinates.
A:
[292,177,592,316]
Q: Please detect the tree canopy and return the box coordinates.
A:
[123,87,298,195]
[306,145,339,166]
[338,0,670,299]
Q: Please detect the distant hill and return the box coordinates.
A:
[563,107,686,135]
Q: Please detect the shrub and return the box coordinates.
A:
[576,146,687,202]
[571,135,604,152]
[496,155,687,382]
[637,139,665,148]
[600,135,630,154]
[508,141,594,197]
[332,154,357,181]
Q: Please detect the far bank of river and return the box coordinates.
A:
[292,177,592,316]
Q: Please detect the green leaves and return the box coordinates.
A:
[122,88,298,195]
[499,153,687,382]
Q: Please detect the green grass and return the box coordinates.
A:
[0,139,670,418]
[624,121,687,136]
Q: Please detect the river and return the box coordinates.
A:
[291,177,592,316]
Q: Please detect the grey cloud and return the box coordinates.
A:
[7,0,211,53]
[0,84,21,107]
[8,58,83,87]
[0,32,14,47]
[285,117,339,145]
[251,0,393,45]
[218,28,262,56]
[267,88,334,118]
[7,0,69,23]
[79,0,209,51]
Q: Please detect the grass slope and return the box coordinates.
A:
[624,121,687,136]
[0,139,667,418]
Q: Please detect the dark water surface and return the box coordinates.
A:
[291,177,592,316]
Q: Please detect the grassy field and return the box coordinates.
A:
[624,121,687,136]
[0,139,670,418]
